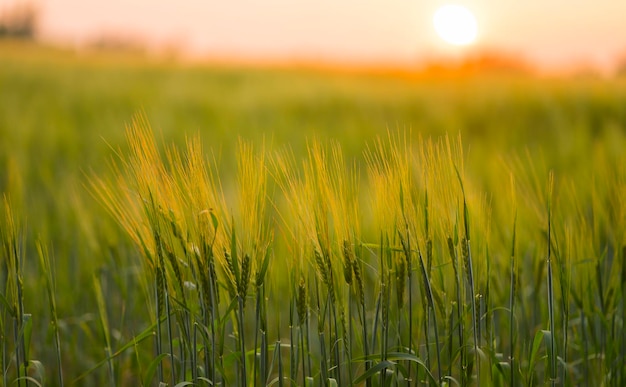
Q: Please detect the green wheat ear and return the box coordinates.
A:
[240,254,251,303]
[297,276,308,325]
[2,196,29,386]
[342,240,354,285]
[352,246,365,309]
[79,109,626,386]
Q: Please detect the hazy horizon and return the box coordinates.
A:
[2,0,626,74]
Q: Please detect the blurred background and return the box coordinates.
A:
[2,0,626,75]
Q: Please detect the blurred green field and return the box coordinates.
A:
[1,40,626,385]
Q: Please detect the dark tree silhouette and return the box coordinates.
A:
[0,3,38,39]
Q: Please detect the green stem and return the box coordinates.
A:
[238,295,247,386]
[165,289,175,385]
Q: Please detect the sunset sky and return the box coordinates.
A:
[3,0,626,74]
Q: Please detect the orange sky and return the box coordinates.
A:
[3,0,626,74]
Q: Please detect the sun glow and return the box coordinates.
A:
[433,4,478,46]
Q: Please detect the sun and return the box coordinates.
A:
[433,4,478,46]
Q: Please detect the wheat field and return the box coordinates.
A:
[1,41,625,386]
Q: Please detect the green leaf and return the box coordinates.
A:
[138,234,155,267]
[28,360,46,385]
[354,352,440,385]
[0,292,15,317]
[353,360,395,384]
[210,210,218,231]
[143,353,169,386]
[256,249,271,287]
[442,375,461,386]
[528,329,545,380]
[14,376,43,387]
[493,361,510,378]
[219,297,239,326]
[72,320,158,384]
[542,329,555,379]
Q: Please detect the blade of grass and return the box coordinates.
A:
[35,240,64,387]
[546,172,557,386]
[509,211,517,387]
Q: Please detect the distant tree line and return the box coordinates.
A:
[0,2,38,39]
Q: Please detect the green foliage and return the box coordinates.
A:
[1,41,626,385]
